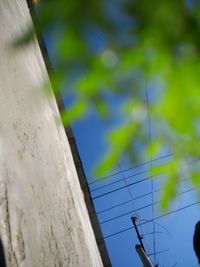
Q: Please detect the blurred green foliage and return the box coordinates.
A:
[25,0,200,209]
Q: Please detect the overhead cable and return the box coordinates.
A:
[92,189,162,215]
[92,175,158,200]
[89,153,172,185]
[100,187,197,225]
[103,200,200,239]
[145,75,156,264]
[90,167,161,193]
[92,158,199,200]
[91,176,190,215]
[90,159,199,196]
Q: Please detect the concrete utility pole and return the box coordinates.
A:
[0,1,103,266]
[131,216,154,267]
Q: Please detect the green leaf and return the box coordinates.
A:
[61,101,87,125]
[161,174,178,210]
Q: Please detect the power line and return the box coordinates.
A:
[145,73,157,265]
[100,200,160,225]
[92,189,162,216]
[90,167,160,193]
[91,175,190,215]
[103,200,200,239]
[90,159,199,196]
[119,159,154,254]
[147,248,169,257]
[89,153,172,185]
[92,158,199,200]
[138,200,200,227]
[118,161,136,211]
[152,221,171,239]
[140,231,163,237]
[104,225,133,239]
[141,231,163,237]
[99,187,197,225]
[92,176,152,200]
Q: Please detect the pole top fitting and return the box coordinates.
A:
[131,216,138,222]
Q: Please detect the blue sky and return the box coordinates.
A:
[66,98,200,267]
[43,9,200,266]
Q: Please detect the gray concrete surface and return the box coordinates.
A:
[0,1,103,266]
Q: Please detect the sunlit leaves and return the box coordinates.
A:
[191,172,200,188]
[22,0,200,208]
[96,123,138,176]
[61,100,87,125]
[161,172,179,210]
[145,141,162,159]
[152,159,180,210]
[58,31,86,61]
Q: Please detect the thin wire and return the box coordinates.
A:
[100,200,160,225]
[139,218,172,239]
[118,162,152,257]
[91,175,190,215]
[118,161,152,252]
[141,231,163,237]
[92,176,151,200]
[100,187,197,224]
[92,158,199,200]
[118,162,135,210]
[92,189,161,215]
[90,156,172,192]
[88,153,173,185]
[137,215,152,257]
[138,200,200,227]
[145,72,156,264]
[147,248,170,257]
[90,168,151,193]
[103,200,200,239]
[104,225,133,239]
[118,161,152,255]
[153,222,171,239]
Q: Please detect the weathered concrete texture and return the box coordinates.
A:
[0,1,103,266]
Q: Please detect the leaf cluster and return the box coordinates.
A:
[21,0,200,209]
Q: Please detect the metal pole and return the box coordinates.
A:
[131,216,155,267]
[131,216,146,252]
[135,244,154,267]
